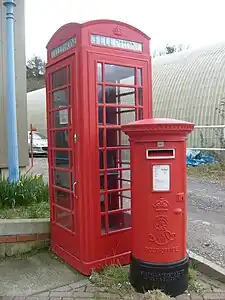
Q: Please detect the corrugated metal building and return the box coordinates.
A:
[27,41,225,148]
[0,0,28,176]
[153,42,225,148]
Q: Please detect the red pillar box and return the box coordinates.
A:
[121,118,194,297]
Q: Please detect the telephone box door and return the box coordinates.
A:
[88,53,150,249]
[46,54,80,257]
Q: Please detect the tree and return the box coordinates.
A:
[26,56,45,79]
[166,45,176,54]
[153,44,190,58]
[26,56,46,92]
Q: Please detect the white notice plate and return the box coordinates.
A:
[153,165,170,191]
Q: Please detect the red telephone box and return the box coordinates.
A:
[121,118,194,296]
[45,20,152,275]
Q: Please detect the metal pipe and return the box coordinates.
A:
[3,0,19,182]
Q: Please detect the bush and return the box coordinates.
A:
[0,174,49,209]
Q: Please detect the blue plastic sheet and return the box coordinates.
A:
[186,149,215,166]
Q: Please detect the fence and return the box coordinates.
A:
[187,125,225,151]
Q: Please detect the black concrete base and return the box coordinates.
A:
[129,254,189,297]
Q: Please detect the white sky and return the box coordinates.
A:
[25,0,225,60]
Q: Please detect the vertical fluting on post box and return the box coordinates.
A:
[121,118,194,297]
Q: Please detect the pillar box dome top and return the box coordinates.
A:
[121,118,194,141]
[121,118,194,139]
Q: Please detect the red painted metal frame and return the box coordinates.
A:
[46,19,152,275]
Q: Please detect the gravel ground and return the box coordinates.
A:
[28,158,225,268]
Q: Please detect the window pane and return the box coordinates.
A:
[54,130,69,148]
[54,109,69,127]
[98,85,103,103]
[55,150,70,168]
[55,189,70,209]
[101,215,106,233]
[55,207,72,230]
[137,68,142,85]
[105,64,135,84]
[105,86,135,105]
[53,89,68,108]
[98,128,104,147]
[98,107,104,124]
[97,63,103,82]
[106,107,136,125]
[106,129,129,147]
[138,108,143,120]
[138,88,143,106]
[55,170,71,189]
[108,211,131,232]
[52,67,67,89]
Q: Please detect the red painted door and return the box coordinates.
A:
[88,52,150,259]
[47,54,80,258]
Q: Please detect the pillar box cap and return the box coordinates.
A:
[121,118,194,140]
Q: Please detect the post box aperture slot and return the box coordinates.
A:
[146,148,175,160]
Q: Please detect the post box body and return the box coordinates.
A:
[122,118,194,296]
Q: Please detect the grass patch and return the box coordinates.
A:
[0,174,49,219]
[90,265,131,295]
[0,201,50,219]
[90,264,209,299]
[187,163,225,181]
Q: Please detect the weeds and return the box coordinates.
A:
[90,265,131,295]
[0,174,49,209]
[0,174,49,219]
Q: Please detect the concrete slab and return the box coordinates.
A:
[0,250,84,296]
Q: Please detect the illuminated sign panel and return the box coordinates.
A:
[91,34,143,52]
[51,37,76,58]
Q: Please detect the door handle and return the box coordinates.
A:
[73,181,78,198]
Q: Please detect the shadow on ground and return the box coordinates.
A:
[0,249,84,296]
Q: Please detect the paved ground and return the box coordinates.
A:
[27,158,225,268]
[7,277,225,299]
[0,250,83,296]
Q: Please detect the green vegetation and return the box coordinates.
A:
[90,264,212,299]
[187,163,225,181]
[0,174,49,219]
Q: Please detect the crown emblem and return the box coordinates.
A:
[153,198,169,212]
[113,26,122,36]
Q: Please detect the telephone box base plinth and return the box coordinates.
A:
[129,255,189,297]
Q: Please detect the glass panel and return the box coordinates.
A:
[101,215,106,233]
[100,193,105,212]
[105,64,135,84]
[54,108,69,127]
[55,207,72,230]
[106,150,117,169]
[137,68,142,85]
[97,63,103,82]
[53,89,68,108]
[52,67,67,89]
[55,151,70,168]
[120,149,130,164]
[138,108,143,120]
[105,86,135,105]
[54,130,69,148]
[68,65,71,84]
[98,128,104,147]
[98,107,104,124]
[98,85,103,103]
[106,129,129,147]
[55,189,70,209]
[55,170,71,189]
[119,190,131,209]
[106,107,136,125]
[138,88,143,106]
[108,211,131,232]
[100,172,105,190]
